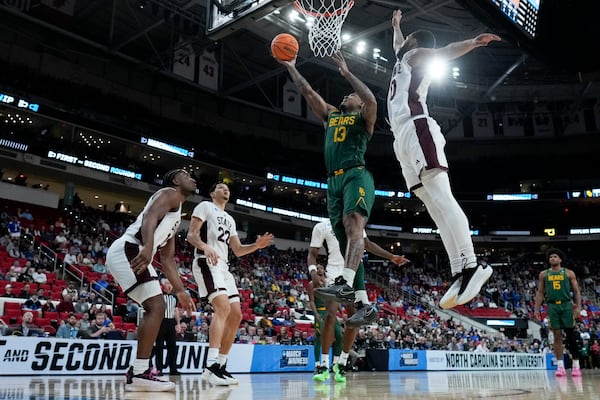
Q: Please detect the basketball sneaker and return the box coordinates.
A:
[314,276,355,304]
[571,366,582,377]
[555,366,567,377]
[219,364,239,385]
[346,302,377,328]
[454,264,493,306]
[332,363,346,383]
[202,363,230,386]
[125,366,176,392]
[439,272,463,309]
[312,366,330,382]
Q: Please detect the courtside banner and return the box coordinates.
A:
[167,342,253,374]
[250,345,315,372]
[0,337,134,375]
[388,349,427,370]
[425,350,547,371]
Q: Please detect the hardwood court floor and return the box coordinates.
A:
[1,369,599,399]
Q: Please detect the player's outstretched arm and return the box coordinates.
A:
[391,9,405,56]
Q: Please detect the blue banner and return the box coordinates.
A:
[388,349,427,371]
[250,345,315,372]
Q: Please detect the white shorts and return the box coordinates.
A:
[193,257,240,303]
[391,116,448,190]
[105,237,161,305]
[326,264,344,286]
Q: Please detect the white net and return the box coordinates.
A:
[294,0,354,58]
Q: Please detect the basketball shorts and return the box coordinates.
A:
[391,116,448,190]
[548,301,575,329]
[325,263,344,285]
[105,237,161,305]
[193,257,240,303]
[327,167,374,250]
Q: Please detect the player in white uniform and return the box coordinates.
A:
[187,182,274,386]
[106,169,196,392]
[308,219,408,382]
[387,9,500,309]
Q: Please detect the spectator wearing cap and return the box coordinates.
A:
[74,296,90,314]
[23,293,43,311]
[3,284,16,298]
[61,282,78,301]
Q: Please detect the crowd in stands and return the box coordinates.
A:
[1,200,600,369]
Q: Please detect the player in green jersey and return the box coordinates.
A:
[276,51,378,325]
[534,248,582,377]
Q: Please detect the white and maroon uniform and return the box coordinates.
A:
[387,50,448,191]
[191,201,240,303]
[106,187,181,304]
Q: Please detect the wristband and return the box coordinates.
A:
[308,264,317,274]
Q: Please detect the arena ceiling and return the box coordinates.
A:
[1,0,599,116]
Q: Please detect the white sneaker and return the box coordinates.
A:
[439,273,462,309]
[125,367,176,392]
[202,363,230,386]
[455,264,493,306]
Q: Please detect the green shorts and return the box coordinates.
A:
[327,166,375,250]
[547,301,575,329]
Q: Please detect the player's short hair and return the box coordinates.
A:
[162,169,186,187]
[546,247,566,262]
[209,181,226,193]
[413,30,436,49]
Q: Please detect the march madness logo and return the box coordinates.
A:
[280,349,309,368]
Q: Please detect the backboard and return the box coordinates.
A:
[206,0,292,40]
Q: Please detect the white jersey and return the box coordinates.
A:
[191,201,237,263]
[121,187,181,255]
[309,220,368,269]
[387,50,432,130]
[310,220,345,269]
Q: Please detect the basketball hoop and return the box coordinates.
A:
[294,0,354,58]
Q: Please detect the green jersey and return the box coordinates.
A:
[544,268,572,303]
[324,110,370,174]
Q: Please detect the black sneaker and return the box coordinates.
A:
[346,302,378,328]
[202,363,229,386]
[125,366,176,392]
[314,276,355,303]
[455,264,493,305]
[219,364,239,385]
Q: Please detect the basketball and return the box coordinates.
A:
[271,33,299,62]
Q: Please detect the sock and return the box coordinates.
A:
[333,355,340,365]
[338,351,349,366]
[355,290,369,305]
[321,354,329,368]
[134,358,149,375]
[207,347,219,367]
[342,269,356,285]
[573,359,580,368]
[557,359,564,368]
[218,353,228,367]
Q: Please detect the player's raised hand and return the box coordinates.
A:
[474,33,501,47]
[392,9,402,27]
[274,55,297,68]
[331,51,350,77]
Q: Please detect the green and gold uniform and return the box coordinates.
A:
[544,268,575,329]
[312,294,343,363]
[324,109,375,255]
